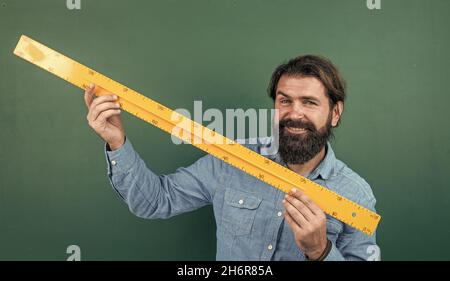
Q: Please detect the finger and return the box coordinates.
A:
[283,198,308,227]
[88,94,118,120]
[84,84,96,108]
[290,188,323,215]
[91,102,121,122]
[89,94,118,112]
[93,108,121,124]
[284,210,302,233]
[285,194,315,221]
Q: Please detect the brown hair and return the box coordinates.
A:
[268,55,347,109]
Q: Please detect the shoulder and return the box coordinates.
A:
[330,158,377,210]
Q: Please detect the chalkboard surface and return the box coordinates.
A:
[0,0,449,260]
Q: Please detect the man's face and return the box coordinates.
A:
[274,75,342,164]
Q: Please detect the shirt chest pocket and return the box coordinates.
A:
[222,188,262,236]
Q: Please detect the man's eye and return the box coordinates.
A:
[304,100,316,105]
[280,99,291,105]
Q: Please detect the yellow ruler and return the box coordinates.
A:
[13,35,381,235]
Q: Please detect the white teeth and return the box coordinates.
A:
[287,127,305,131]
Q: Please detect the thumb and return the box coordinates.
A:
[84,84,95,108]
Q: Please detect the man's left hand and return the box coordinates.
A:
[283,188,328,260]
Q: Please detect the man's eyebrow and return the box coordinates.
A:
[277,92,292,99]
[277,92,320,102]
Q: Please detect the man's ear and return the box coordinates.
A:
[331,101,344,127]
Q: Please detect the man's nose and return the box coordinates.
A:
[286,102,305,120]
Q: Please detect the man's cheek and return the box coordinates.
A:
[273,113,286,129]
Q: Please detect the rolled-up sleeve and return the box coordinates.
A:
[104,137,224,219]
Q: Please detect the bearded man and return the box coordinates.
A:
[84,55,379,261]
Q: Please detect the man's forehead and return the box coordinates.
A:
[276,75,327,99]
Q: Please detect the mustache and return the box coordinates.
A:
[279,118,316,132]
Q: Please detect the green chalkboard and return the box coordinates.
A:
[0,0,449,260]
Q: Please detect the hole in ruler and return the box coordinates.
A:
[352,212,357,218]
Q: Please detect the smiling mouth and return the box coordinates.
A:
[285,127,308,134]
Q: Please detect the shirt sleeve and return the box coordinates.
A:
[104,137,226,219]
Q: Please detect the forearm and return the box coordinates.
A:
[105,137,166,218]
[104,137,216,219]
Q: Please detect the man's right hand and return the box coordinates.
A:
[84,84,125,150]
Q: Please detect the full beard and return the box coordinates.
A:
[278,116,333,165]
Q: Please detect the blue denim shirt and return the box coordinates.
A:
[105,137,379,261]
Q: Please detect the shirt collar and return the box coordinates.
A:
[308,142,336,180]
[265,140,336,180]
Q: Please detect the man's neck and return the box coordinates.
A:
[287,145,327,177]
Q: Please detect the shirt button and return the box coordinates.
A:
[111,160,117,166]
[238,199,244,205]
[277,211,282,217]
[268,244,273,250]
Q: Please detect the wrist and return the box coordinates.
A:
[108,137,125,151]
[306,239,332,261]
